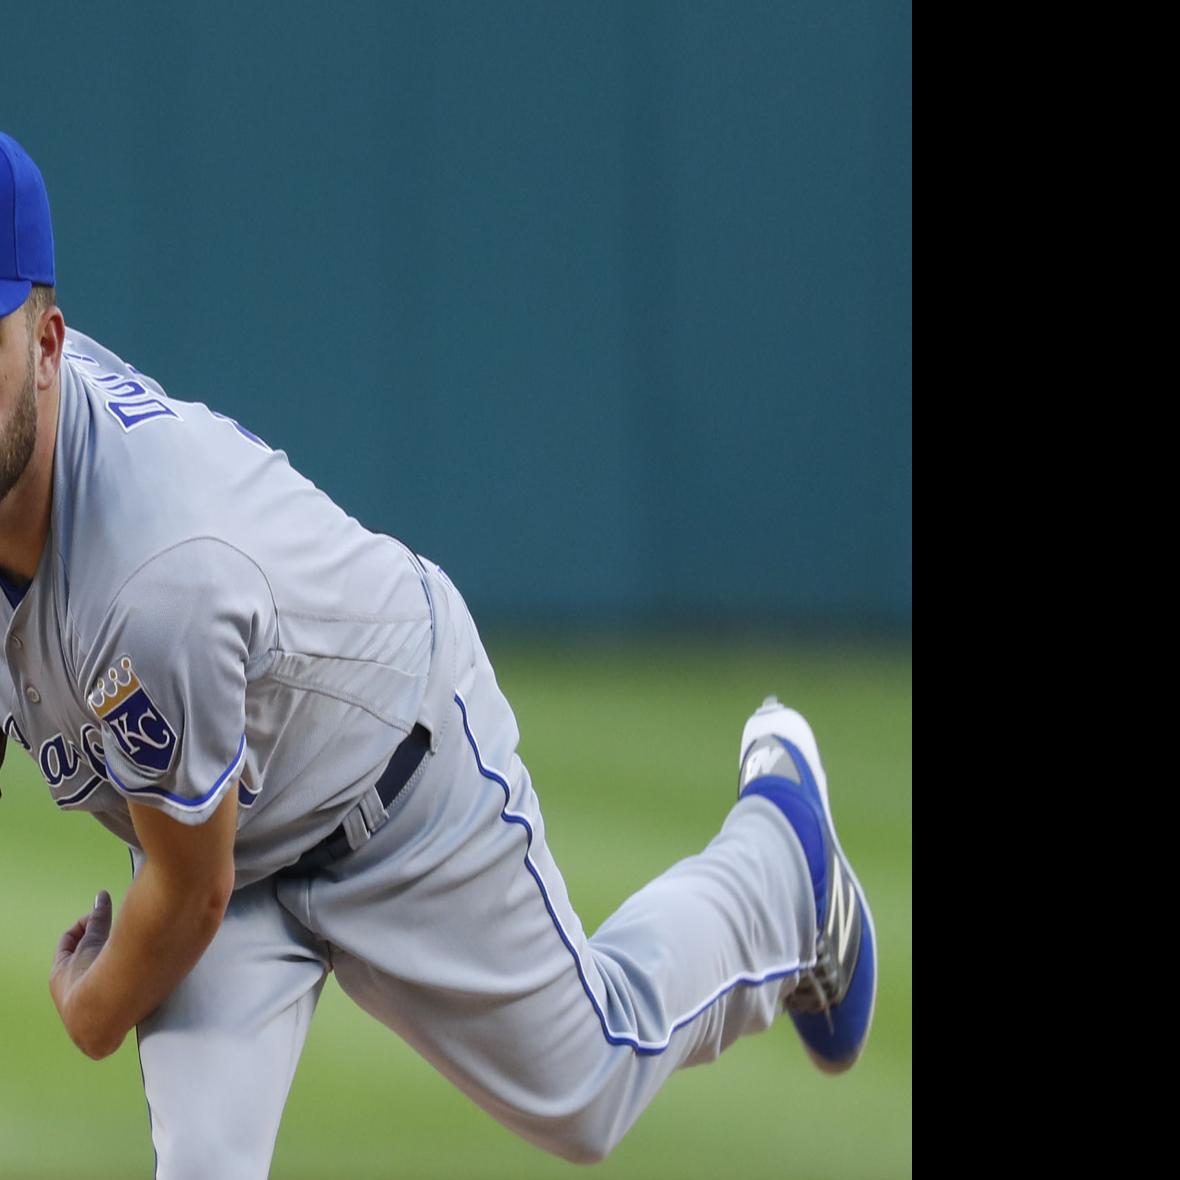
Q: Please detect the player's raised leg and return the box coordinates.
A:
[134,870,330,1180]
[289,577,836,1164]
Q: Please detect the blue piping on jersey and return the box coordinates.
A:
[105,732,246,812]
[454,691,802,1057]
[238,776,262,809]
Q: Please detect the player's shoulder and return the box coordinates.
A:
[55,327,280,633]
[62,326,256,463]
[61,324,279,514]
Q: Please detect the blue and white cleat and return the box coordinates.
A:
[737,696,877,1074]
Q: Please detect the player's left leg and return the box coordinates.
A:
[134,870,330,1180]
[277,582,824,1163]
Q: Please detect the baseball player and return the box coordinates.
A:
[0,130,876,1178]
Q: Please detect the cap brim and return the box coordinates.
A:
[0,277,33,318]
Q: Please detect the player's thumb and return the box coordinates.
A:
[79,890,113,951]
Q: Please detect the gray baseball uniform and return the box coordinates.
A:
[2,329,816,1178]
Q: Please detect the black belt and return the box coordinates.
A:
[277,723,431,878]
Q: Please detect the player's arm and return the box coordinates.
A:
[51,539,267,1058]
[49,787,238,1060]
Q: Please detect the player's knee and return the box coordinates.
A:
[530,1110,623,1165]
[562,1137,616,1166]
[541,1134,614,1166]
[157,1153,268,1180]
[153,1130,272,1180]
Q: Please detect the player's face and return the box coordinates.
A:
[0,304,39,505]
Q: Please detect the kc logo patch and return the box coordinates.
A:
[88,656,177,774]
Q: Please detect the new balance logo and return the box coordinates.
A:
[827,859,858,965]
[741,739,798,787]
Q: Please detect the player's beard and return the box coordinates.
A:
[0,342,38,505]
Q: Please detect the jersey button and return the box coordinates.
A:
[9,635,21,650]
[24,685,41,704]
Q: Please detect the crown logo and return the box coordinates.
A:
[88,656,141,718]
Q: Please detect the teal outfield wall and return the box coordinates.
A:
[3,2,911,630]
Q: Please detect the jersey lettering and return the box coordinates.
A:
[3,714,31,752]
[95,374,149,398]
[82,363,181,432]
[57,773,105,808]
[105,397,182,432]
[39,734,82,787]
[19,722,113,806]
[79,723,107,779]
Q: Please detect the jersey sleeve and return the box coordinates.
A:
[81,538,274,826]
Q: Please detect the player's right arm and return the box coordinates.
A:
[49,787,238,1059]
[50,538,270,1056]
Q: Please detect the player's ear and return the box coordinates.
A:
[33,303,65,392]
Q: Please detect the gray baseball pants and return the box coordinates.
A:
[134,567,816,1179]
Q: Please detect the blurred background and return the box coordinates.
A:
[1,2,910,1177]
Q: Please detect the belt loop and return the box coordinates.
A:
[276,724,431,879]
[342,803,373,852]
[358,787,388,837]
[340,784,389,852]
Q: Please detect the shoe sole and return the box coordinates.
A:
[739,702,878,1074]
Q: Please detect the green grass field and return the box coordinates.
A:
[0,637,912,1179]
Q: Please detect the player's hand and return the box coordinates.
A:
[49,891,114,1036]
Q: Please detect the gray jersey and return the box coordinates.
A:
[1,328,433,885]
[0,331,862,1178]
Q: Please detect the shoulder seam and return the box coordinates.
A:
[79,537,278,688]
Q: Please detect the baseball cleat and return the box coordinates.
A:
[737,696,877,1074]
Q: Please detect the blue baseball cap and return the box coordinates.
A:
[0,132,56,318]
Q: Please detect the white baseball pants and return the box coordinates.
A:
[134,570,816,1179]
